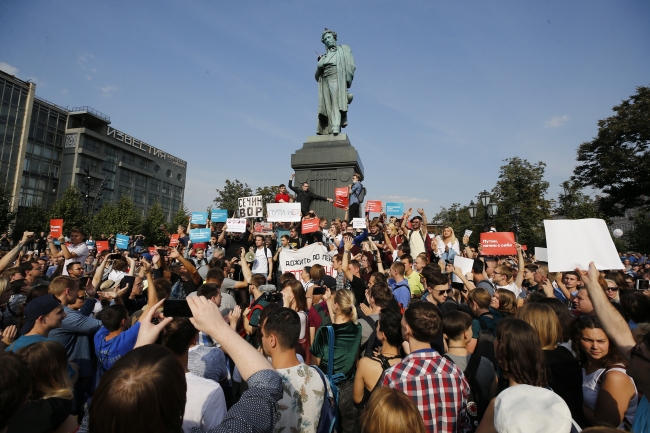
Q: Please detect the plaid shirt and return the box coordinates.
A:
[382,349,471,433]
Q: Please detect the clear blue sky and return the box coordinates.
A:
[2,0,649,218]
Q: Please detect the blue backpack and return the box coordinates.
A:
[312,326,344,433]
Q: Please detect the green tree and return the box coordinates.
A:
[213,179,252,216]
[89,196,142,237]
[172,204,190,230]
[626,210,650,254]
[0,184,17,236]
[430,202,480,245]
[141,201,168,246]
[12,200,48,242]
[491,157,552,248]
[573,85,650,216]
[47,186,87,234]
[554,180,607,221]
[255,185,280,209]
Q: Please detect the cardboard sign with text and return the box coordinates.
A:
[480,232,516,256]
[96,241,109,253]
[116,234,130,250]
[365,200,382,213]
[169,234,179,247]
[352,218,367,229]
[211,209,228,223]
[385,202,403,216]
[226,218,247,233]
[254,222,273,235]
[301,219,319,234]
[266,203,301,222]
[238,196,263,218]
[191,212,208,225]
[333,187,349,209]
[50,219,63,237]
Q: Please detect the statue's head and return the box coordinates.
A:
[321,29,337,48]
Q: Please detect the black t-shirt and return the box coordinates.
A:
[288,236,302,251]
[224,237,250,260]
[350,275,366,306]
[8,397,72,433]
[544,346,586,427]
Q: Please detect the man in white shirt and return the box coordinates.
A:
[492,263,524,298]
[162,318,227,433]
[260,307,326,433]
[251,234,273,282]
[48,228,89,276]
[400,208,428,258]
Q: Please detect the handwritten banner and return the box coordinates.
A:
[210,209,228,223]
[238,196,263,218]
[279,243,335,278]
[226,218,247,233]
[191,212,208,225]
[266,203,302,222]
[479,232,516,256]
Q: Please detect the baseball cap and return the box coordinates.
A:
[21,294,62,335]
[141,253,153,261]
[494,384,573,433]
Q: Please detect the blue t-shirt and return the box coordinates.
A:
[94,321,141,385]
[388,278,411,307]
[5,334,50,352]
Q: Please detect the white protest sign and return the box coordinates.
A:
[535,247,548,263]
[464,229,473,238]
[226,218,247,233]
[279,243,335,278]
[352,218,366,229]
[266,203,301,222]
[238,195,263,218]
[452,256,475,283]
[544,219,624,272]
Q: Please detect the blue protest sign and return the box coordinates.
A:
[116,234,129,250]
[191,212,208,225]
[189,228,211,243]
[386,202,404,216]
[211,209,228,223]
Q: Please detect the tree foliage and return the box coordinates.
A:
[89,196,143,236]
[12,200,48,242]
[141,200,168,246]
[627,210,650,254]
[213,179,252,217]
[554,180,606,221]
[172,203,190,230]
[254,185,280,209]
[430,202,480,246]
[573,86,650,216]
[491,157,552,248]
[47,186,87,234]
[0,184,17,236]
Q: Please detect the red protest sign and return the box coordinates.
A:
[521,245,527,251]
[480,232,516,256]
[366,200,382,213]
[193,242,207,250]
[169,234,179,247]
[302,219,319,234]
[96,241,109,253]
[50,219,63,237]
[254,222,273,235]
[334,187,348,209]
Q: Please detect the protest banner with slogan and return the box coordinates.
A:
[266,203,301,222]
[279,243,335,278]
[238,196,263,218]
[96,241,109,253]
[50,219,63,237]
[385,202,403,216]
[189,228,211,243]
[169,234,179,247]
[352,218,367,229]
[211,209,228,223]
[333,187,349,209]
[301,219,319,234]
[116,234,130,250]
[453,256,475,284]
[366,200,382,213]
[254,222,273,235]
[544,219,624,272]
[479,232,516,256]
[226,218,247,233]
[191,212,208,225]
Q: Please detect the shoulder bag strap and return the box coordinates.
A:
[326,326,335,379]
[465,352,482,380]
[310,365,330,399]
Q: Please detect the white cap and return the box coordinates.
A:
[494,385,572,433]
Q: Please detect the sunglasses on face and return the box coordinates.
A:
[433,288,451,294]
[606,286,619,292]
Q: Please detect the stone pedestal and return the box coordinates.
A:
[291,134,364,222]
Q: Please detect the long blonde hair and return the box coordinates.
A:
[18,341,73,400]
[0,276,9,298]
[334,289,358,324]
[360,387,426,433]
[441,226,457,245]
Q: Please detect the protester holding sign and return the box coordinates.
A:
[288,174,333,216]
[347,173,364,221]
[47,228,89,277]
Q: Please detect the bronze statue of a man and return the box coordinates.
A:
[315,29,356,135]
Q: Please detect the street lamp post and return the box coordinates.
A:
[469,191,498,232]
[511,206,521,242]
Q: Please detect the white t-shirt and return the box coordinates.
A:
[497,282,522,298]
[582,366,638,429]
[251,246,272,274]
[63,242,89,276]
[436,237,460,256]
[274,363,327,433]
[183,372,227,433]
[407,229,425,258]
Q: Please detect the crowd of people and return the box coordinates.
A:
[1,178,649,433]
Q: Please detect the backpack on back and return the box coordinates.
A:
[314,326,344,433]
[354,185,366,203]
[444,353,489,431]
[360,315,379,357]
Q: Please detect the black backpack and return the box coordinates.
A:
[354,184,366,203]
[444,353,489,431]
[474,313,497,369]
[360,315,379,356]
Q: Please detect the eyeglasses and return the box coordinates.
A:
[606,286,619,292]
[631,344,650,364]
[433,288,451,295]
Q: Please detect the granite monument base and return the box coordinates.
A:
[291,134,364,222]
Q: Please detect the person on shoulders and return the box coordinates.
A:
[47,228,89,277]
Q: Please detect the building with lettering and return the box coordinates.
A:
[0,69,187,221]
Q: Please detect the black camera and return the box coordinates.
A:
[259,284,283,303]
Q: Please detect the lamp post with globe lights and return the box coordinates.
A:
[468,191,498,232]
